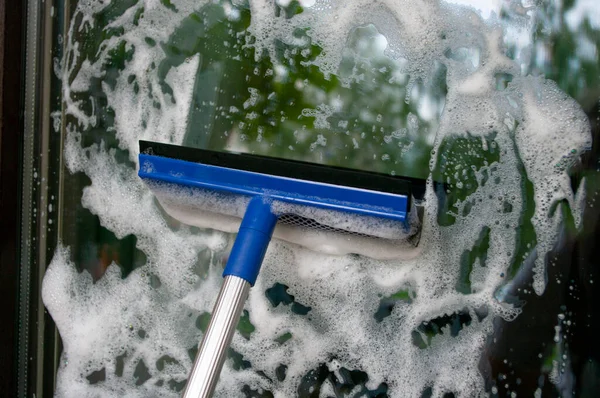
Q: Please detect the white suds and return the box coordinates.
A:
[43,0,591,397]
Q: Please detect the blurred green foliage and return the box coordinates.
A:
[456,226,490,294]
[432,132,500,226]
[411,308,472,349]
[527,1,600,106]
[153,1,442,179]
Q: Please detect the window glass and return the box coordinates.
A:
[41,0,600,396]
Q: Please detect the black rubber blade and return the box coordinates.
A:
[139,141,426,200]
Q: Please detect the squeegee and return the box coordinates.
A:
[138,140,424,397]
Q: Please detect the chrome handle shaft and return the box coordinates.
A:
[182,275,251,398]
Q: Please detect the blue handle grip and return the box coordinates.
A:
[223,196,278,286]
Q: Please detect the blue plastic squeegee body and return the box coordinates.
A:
[138,142,411,285]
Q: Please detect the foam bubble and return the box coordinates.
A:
[43,0,592,396]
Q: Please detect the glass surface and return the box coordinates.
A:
[35,0,600,397]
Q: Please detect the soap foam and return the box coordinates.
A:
[43,0,592,397]
[149,180,421,259]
